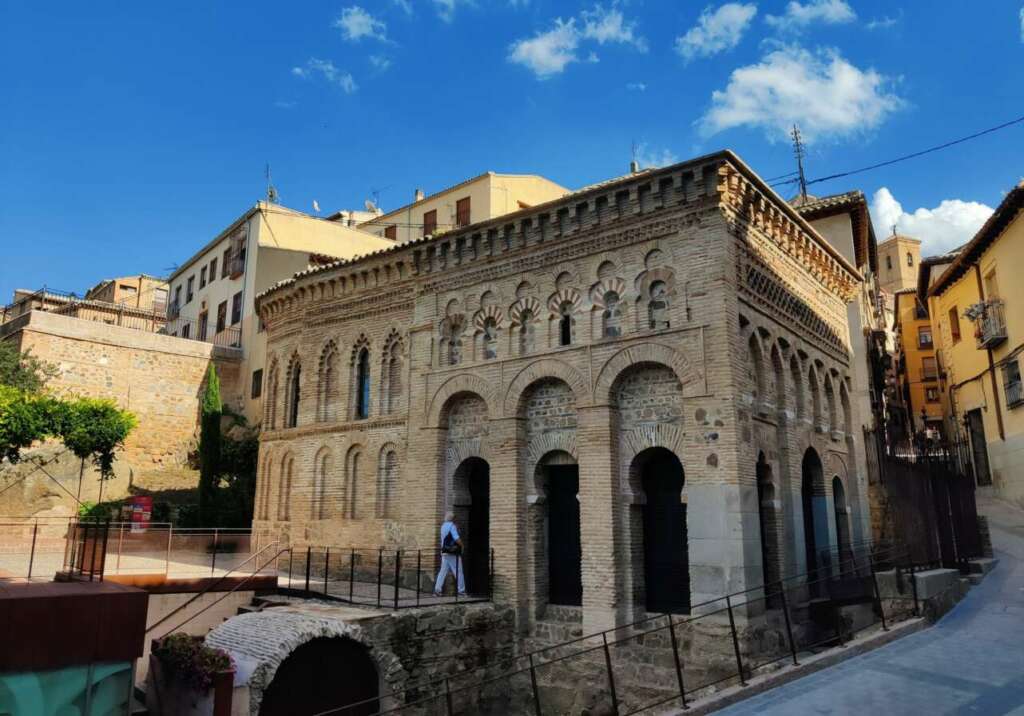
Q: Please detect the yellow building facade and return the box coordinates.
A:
[929,182,1024,506]
[892,288,944,436]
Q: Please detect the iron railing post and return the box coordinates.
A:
[911,565,920,616]
[393,550,401,609]
[211,529,219,577]
[444,677,454,716]
[454,553,460,603]
[416,550,422,607]
[27,522,38,581]
[869,556,889,631]
[778,581,800,665]
[667,614,688,709]
[349,549,356,602]
[726,595,747,686]
[324,548,331,596]
[116,522,124,575]
[88,522,98,581]
[304,546,311,595]
[287,549,294,589]
[601,632,620,715]
[377,547,383,607]
[165,524,173,576]
[528,653,543,716]
[489,548,495,601]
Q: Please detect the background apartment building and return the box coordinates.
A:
[877,233,922,294]
[84,274,168,313]
[166,202,393,421]
[358,172,570,243]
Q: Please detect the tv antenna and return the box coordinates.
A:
[265,163,279,204]
[790,125,808,200]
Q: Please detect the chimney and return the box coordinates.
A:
[629,160,640,174]
[415,188,425,202]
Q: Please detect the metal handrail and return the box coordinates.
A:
[144,541,281,634]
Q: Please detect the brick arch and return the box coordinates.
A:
[524,432,578,476]
[426,373,496,427]
[619,424,687,500]
[206,610,406,716]
[503,358,589,417]
[595,342,702,404]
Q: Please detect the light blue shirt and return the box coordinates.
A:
[440,521,460,547]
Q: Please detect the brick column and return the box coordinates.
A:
[577,404,624,634]
[487,416,528,626]
[403,426,447,550]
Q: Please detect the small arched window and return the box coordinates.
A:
[886,255,893,270]
[355,348,370,419]
[906,252,913,267]
[286,362,301,428]
[558,302,574,346]
[483,317,498,359]
[648,281,669,330]
[519,309,535,354]
[602,291,622,338]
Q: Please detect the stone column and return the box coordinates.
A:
[577,404,624,634]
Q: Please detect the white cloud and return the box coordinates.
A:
[335,6,388,41]
[292,59,358,93]
[675,3,757,62]
[627,82,647,91]
[393,0,413,14]
[765,0,856,31]
[870,187,994,255]
[699,45,903,142]
[635,143,678,168]
[865,14,900,30]
[508,4,647,79]
[433,0,463,22]
[369,54,393,71]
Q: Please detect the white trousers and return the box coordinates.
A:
[434,554,466,595]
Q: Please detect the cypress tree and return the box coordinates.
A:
[198,363,222,525]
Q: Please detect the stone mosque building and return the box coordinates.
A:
[252,150,866,635]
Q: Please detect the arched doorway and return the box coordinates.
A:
[259,637,378,716]
[756,452,780,607]
[539,451,582,606]
[453,457,490,596]
[636,447,689,614]
[801,448,829,596]
[832,476,851,574]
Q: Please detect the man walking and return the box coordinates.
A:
[433,511,467,596]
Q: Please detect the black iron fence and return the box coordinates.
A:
[277,546,494,610]
[310,541,930,716]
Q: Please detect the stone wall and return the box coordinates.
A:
[0,310,241,469]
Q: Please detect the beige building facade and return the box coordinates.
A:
[85,274,168,313]
[252,151,865,634]
[877,234,922,294]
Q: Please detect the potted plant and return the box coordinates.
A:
[147,633,235,716]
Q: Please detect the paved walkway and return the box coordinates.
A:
[716,495,1024,715]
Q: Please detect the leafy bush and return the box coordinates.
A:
[154,633,234,693]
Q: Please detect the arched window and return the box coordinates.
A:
[377,448,399,519]
[519,309,535,354]
[648,281,669,330]
[312,449,331,520]
[344,446,361,519]
[906,252,913,267]
[285,359,301,428]
[355,348,370,419]
[483,317,498,359]
[264,361,279,429]
[277,455,293,520]
[448,335,463,365]
[558,302,573,346]
[317,343,338,422]
[886,255,893,270]
[385,353,401,413]
[602,291,622,338]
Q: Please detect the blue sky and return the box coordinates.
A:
[1,1,1022,300]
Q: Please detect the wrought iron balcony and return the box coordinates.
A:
[975,300,1007,349]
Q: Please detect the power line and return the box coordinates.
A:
[771,113,1024,189]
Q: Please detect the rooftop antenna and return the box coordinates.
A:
[630,140,640,173]
[891,223,898,238]
[265,162,279,204]
[790,124,808,200]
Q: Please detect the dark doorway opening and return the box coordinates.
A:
[801,448,829,596]
[546,463,582,606]
[455,457,491,596]
[967,409,992,486]
[259,637,378,716]
[832,476,851,573]
[637,447,689,614]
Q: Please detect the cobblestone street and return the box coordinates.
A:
[715,494,1024,715]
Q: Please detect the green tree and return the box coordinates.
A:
[60,398,137,503]
[0,342,57,393]
[0,385,56,462]
[198,364,222,525]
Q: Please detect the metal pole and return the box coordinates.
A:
[444,677,454,716]
[416,550,422,607]
[666,615,688,709]
[726,595,746,686]
[99,519,110,581]
[27,522,38,581]
[376,547,383,607]
[211,529,219,577]
[869,557,888,631]
[304,546,312,594]
[454,552,459,603]
[601,633,620,715]
[116,523,124,574]
[778,581,800,666]
[287,549,294,589]
[489,548,495,601]
[349,549,356,602]
[528,653,543,716]
[88,523,98,581]
[911,566,920,616]
[324,548,331,596]
[165,524,173,576]
[393,550,401,609]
